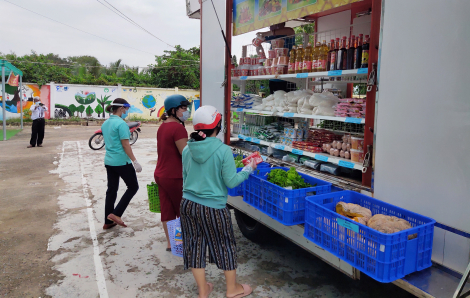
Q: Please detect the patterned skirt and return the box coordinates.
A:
[180,198,237,271]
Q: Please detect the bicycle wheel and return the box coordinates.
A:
[89,133,105,150]
[129,131,138,145]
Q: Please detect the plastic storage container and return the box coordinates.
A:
[243,167,332,225]
[303,191,435,283]
[351,136,364,150]
[350,149,364,162]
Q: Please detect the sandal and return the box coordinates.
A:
[107,214,127,227]
[166,248,172,252]
[227,284,252,298]
[198,282,213,298]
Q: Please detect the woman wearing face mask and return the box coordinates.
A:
[181,106,256,298]
[154,94,190,251]
[101,98,142,229]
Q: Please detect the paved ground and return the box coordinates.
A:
[0,125,414,298]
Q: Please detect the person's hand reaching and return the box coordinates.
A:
[249,159,257,171]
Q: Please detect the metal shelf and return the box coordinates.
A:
[232,68,368,83]
[231,109,365,124]
[237,134,363,171]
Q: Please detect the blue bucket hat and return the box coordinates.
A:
[164,94,190,112]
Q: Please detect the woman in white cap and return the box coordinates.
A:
[180,105,256,298]
[101,98,142,229]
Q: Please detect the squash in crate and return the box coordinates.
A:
[336,202,372,225]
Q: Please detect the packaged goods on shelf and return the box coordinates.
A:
[334,98,366,118]
[231,94,263,109]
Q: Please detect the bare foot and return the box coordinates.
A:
[198,282,213,298]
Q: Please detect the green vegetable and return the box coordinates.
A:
[234,151,245,168]
[266,167,315,190]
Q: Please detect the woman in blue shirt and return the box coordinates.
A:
[101,98,142,229]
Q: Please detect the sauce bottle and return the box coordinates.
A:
[337,36,347,70]
[347,35,355,70]
[288,46,296,74]
[327,41,332,71]
[303,42,312,73]
[295,44,304,74]
[342,37,349,71]
[329,39,337,71]
[361,35,370,68]
[354,34,363,69]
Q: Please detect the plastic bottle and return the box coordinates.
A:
[327,41,332,71]
[361,35,370,68]
[295,44,304,74]
[303,42,313,73]
[288,46,296,74]
[318,40,328,72]
[337,36,347,70]
[329,39,337,71]
[354,34,363,69]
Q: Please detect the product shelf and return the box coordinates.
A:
[232,68,368,83]
[231,109,365,124]
[237,134,363,171]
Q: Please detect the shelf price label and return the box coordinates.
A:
[328,70,343,76]
[345,117,364,124]
[238,134,245,140]
[236,108,244,112]
[292,149,304,155]
[337,218,359,233]
[252,138,261,144]
[283,112,295,117]
[274,144,285,150]
[315,154,329,162]
[240,76,248,80]
[357,68,368,74]
[338,160,355,168]
[296,73,308,78]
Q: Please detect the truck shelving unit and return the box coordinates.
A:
[188,0,470,296]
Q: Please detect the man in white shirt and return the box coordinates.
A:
[27,97,48,148]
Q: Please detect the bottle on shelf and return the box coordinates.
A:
[347,35,356,70]
[288,46,296,74]
[329,39,337,71]
[342,37,349,71]
[327,41,332,71]
[354,34,363,69]
[295,44,304,74]
[311,42,318,72]
[361,35,370,68]
[303,42,313,73]
[337,36,347,71]
[319,40,328,72]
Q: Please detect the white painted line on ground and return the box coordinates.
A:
[77,141,109,298]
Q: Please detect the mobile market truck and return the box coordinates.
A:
[185,0,470,297]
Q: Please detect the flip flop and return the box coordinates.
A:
[107,214,127,227]
[198,282,213,298]
[227,284,252,298]
[166,248,172,252]
[103,223,117,230]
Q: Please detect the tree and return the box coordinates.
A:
[94,105,103,117]
[149,45,200,89]
[96,95,112,118]
[77,105,85,117]
[86,105,93,117]
[294,23,315,45]
[68,104,77,117]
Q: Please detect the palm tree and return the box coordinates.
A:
[97,95,112,118]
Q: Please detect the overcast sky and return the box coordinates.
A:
[0,0,257,68]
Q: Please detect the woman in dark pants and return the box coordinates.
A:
[101,98,142,229]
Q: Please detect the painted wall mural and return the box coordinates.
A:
[0,83,51,120]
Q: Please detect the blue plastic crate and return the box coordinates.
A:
[227,158,271,197]
[303,191,435,283]
[243,167,332,225]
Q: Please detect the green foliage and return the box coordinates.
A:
[0,46,200,89]
[94,105,103,116]
[68,104,77,116]
[149,45,200,89]
[77,105,85,117]
[266,167,314,189]
[96,95,112,118]
[86,105,93,116]
[293,23,316,45]
[75,92,96,105]
[234,153,245,168]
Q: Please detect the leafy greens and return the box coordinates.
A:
[266,167,315,190]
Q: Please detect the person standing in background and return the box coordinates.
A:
[154,94,190,251]
[27,97,47,148]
